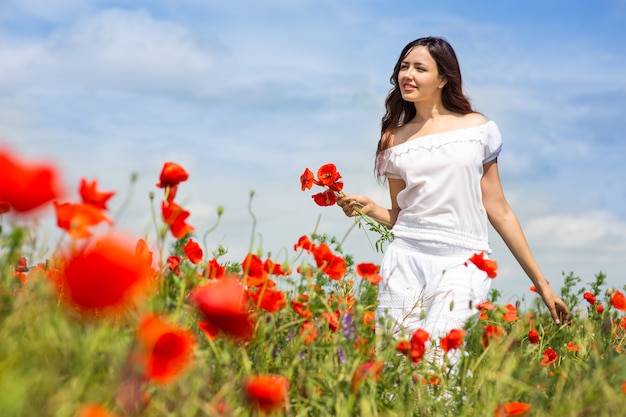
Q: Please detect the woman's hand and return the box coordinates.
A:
[537,286,570,325]
[336,194,373,218]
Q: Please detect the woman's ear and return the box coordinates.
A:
[438,77,447,89]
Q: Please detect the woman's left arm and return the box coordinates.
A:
[481,159,570,324]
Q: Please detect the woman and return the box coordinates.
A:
[337,37,569,346]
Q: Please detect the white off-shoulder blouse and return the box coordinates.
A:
[377,121,503,251]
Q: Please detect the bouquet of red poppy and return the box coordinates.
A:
[300,163,393,252]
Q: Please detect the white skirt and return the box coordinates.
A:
[377,236,492,341]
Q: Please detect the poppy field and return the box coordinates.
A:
[0,149,625,417]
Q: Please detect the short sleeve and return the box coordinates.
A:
[376,151,402,179]
[483,121,503,164]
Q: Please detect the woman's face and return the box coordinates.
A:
[397,46,445,103]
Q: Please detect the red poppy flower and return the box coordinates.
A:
[14,257,28,273]
[495,402,531,417]
[356,262,383,285]
[0,149,61,213]
[59,234,153,316]
[167,256,181,274]
[136,314,195,384]
[351,360,383,391]
[79,178,115,210]
[440,328,466,353]
[0,199,10,214]
[528,329,540,344]
[13,257,29,284]
[263,258,290,276]
[300,320,317,345]
[184,238,203,264]
[312,189,337,206]
[249,286,286,313]
[300,167,316,191]
[529,286,537,292]
[312,243,347,280]
[396,340,410,354]
[198,320,219,341]
[477,301,496,311]
[465,251,498,278]
[161,200,194,239]
[291,295,312,319]
[205,258,225,279]
[482,325,505,348]
[76,404,123,417]
[322,310,340,332]
[540,347,558,367]
[610,290,626,311]
[156,162,189,188]
[242,253,269,287]
[477,301,495,321]
[192,277,254,341]
[316,163,343,190]
[583,291,597,305]
[55,201,112,239]
[243,374,290,413]
[566,341,581,352]
[293,235,315,252]
[596,304,605,313]
[501,304,518,322]
[362,310,376,329]
[407,328,430,364]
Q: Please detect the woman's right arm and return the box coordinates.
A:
[337,177,405,229]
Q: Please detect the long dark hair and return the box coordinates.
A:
[376,37,474,163]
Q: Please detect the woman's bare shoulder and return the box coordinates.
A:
[457,112,488,127]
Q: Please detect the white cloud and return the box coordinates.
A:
[525,211,626,252]
[0,8,216,96]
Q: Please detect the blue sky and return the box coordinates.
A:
[1,0,625,305]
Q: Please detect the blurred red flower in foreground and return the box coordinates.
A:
[136,314,196,384]
[356,262,383,285]
[540,348,558,367]
[610,290,626,311]
[351,360,383,392]
[465,251,498,278]
[79,178,115,210]
[440,328,466,353]
[76,404,123,417]
[495,401,531,417]
[0,200,10,214]
[243,374,290,413]
[59,235,153,316]
[0,149,61,213]
[192,277,254,341]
